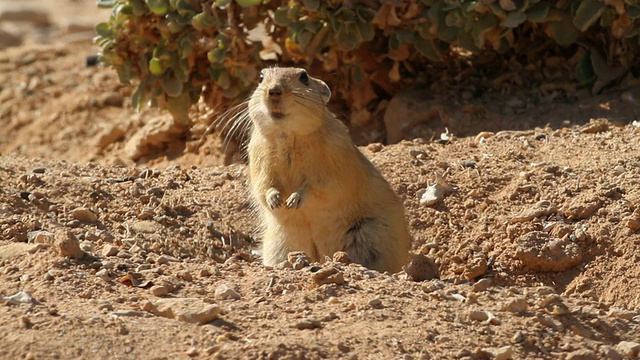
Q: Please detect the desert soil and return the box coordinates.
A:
[1,1,640,360]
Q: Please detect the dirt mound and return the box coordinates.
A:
[1,120,640,358]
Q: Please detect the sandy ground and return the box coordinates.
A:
[1,1,640,359]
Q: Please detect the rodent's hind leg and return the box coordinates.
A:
[265,187,283,209]
[342,217,382,270]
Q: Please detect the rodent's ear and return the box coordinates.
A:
[320,82,331,104]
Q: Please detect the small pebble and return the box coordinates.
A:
[185,347,199,357]
[116,250,132,259]
[157,255,172,265]
[502,297,528,313]
[177,270,193,281]
[310,266,344,285]
[55,231,86,259]
[96,269,110,281]
[80,241,94,253]
[367,143,383,152]
[461,160,476,168]
[332,251,351,264]
[469,310,489,322]
[199,268,212,277]
[615,341,640,357]
[287,251,311,269]
[369,298,383,308]
[147,187,164,197]
[215,284,241,300]
[512,331,523,343]
[150,285,169,297]
[293,318,322,330]
[471,278,491,292]
[102,261,116,269]
[72,207,98,223]
[404,254,439,281]
[409,149,428,159]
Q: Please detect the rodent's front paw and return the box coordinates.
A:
[285,192,302,209]
[266,187,283,209]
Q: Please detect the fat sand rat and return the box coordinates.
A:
[246,67,411,272]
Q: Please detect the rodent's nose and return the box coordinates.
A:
[268,84,283,98]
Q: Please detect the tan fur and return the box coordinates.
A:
[246,67,411,272]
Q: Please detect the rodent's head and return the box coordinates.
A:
[248,67,331,135]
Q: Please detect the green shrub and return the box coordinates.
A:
[95,0,640,128]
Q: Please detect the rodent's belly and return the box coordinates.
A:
[270,204,351,249]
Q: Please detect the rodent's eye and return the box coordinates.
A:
[299,71,309,85]
[258,72,264,83]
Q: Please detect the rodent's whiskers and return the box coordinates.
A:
[292,89,326,118]
[197,97,252,162]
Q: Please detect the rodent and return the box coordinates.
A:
[246,67,411,273]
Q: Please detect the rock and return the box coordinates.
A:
[418,172,454,207]
[512,331,524,343]
[502,297,528,313]
[484,345,513,360]
[383,89,441,143]
[367,143,383,152]
[615,341,640,357]
[72,207,98,223]
[80,241,94,253]
[116,250,132,259]
[287,251,311,270]
[1,291,42,306]
[145,298,222,324]
[292,318,322,330]
[150,285,169,297]
[96,269,110,281]
[515,231,582,271]
[469,310,489,322]
[510,200,557,223]
[369,298,383,308]
[310,266,344,285]
[565,349,597,360]
[54,231,86,259]
[177,270,193,281]
[472,278,491,292]
[214,284,241,300]
[404,254,439,281]
[0,28,22,49]
[0,7,51,25]
[332,251,351,264]
[185,347,199,357]
[129,220,162,234]
[101,244,119,257]
[199,268,212,277]
[624,216,640,232]
[462,256,487,281]
[156,255,177,264]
